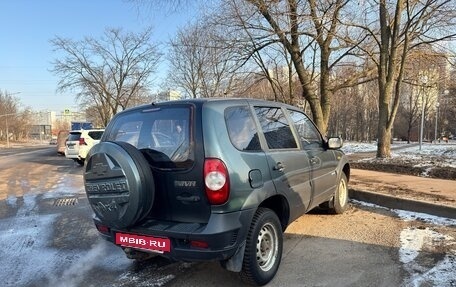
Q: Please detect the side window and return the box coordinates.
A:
[88,131,104,140]
[288,110,322,149]
[255,107,297,149]
[225,106,261,151]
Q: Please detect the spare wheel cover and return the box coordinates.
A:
[84,141,154,228]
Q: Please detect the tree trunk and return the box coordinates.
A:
[376,111,391,158]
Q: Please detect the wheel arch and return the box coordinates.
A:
[258,195,290,232]
[343,162,351,182]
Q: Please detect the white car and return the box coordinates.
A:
[65,129,104,165]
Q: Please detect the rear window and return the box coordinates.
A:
[68,132,81,141]
[225,106,261,151]
[105,106,192,168]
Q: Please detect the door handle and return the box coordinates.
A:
[273,162,285,172]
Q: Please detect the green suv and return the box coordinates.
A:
[83,98,350,286]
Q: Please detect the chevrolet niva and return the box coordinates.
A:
[83,98,350,286]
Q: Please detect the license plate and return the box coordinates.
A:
[115,232,171,253]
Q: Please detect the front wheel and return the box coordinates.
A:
[240,208,283,286]
[329,173,349,214]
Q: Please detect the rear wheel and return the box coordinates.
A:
[240,208,282,286]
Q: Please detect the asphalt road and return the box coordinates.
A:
[0,147,454,287]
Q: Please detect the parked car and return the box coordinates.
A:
[83,98,350,286]
[49,138,57,145]
[65,129,104,165]
[56,130,69,155]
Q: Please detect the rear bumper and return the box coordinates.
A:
[64,148,79,158]
[65,153,80,159]
[94,209,256,262]
[65,145,89,160]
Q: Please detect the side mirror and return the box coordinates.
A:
[327,137,343,149]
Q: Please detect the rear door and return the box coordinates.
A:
[106,104,210,223]
[65,131,81,157]
[253,105,312,221]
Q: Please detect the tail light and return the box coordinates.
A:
[190,240,209,249]
[204,158,230,205]
[95,223,110,234]
[79,137,87,145]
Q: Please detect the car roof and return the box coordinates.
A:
[69,129,104,133]
[120,98,299,113]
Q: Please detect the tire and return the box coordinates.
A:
[240,208,283,286]
[329,173,349,214]
[84,141,155,228]
[76,159,85,166]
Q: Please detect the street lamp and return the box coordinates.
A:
[435,89,450,142]
[435,102,440,142]
[419,75,428,151]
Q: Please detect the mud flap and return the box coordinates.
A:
[220,240,246,272]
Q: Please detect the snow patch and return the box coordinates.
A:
[342,141,456,169]
[399,227,452,264]
[352,200,456,286]
[395,209,456,227]
[400,227,455,287]
[42,174,84,200]
[0,211,59,286]
[341,142,377,154]
[6,195,17,207]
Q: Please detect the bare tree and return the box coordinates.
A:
[0,91,34,142]
[205,0,373,135]
[167,22,205,98]
[166,20,243,98]
[0,91,19,142]
[355,0,456,157]
[51,28,162,126]
[133,0,456,145]
[328,66,379,141]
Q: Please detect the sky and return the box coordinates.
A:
[0,0,197,113]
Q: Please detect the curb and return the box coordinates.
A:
[349,189,456,219]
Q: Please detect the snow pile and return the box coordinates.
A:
[342,141,456,169]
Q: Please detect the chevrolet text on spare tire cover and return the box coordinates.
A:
[83,98,350,286]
